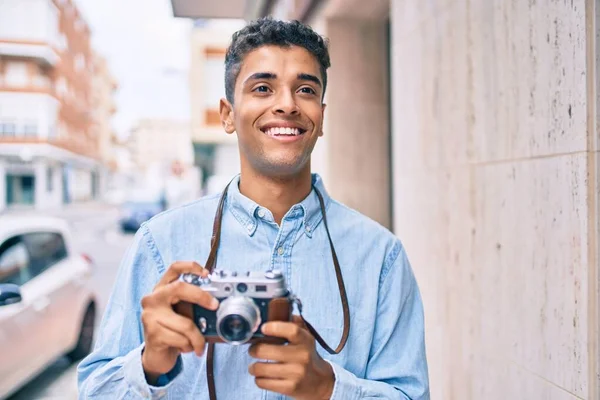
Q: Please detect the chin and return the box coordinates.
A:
[254,157,309,178]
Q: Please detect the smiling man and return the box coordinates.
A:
[78,18,429,400]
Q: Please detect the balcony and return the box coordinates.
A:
[0,40,60,67]
[0,0,62,66]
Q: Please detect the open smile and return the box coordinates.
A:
[259,123,308,142]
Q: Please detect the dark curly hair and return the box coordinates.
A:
[224,17,330,104]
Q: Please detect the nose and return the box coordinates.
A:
[272,90,299,115]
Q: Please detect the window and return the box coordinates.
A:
[21,232,68,279]
[46,167,54,192]
[33,75,50,88]
[55,77,67,97]
[0,237,31,286]
[204,56,226,109]
[0,121,16,137]
[58,34,68,51]
[75,19,85,32]
[23,122,38,137]
[5,62,28,87]
[74,54,85,72]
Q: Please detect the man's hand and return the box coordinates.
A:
[248,316,335,400]
[140,261,219,384]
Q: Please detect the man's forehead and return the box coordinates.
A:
[239,45,321,78]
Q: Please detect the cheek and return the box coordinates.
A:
[301,103,323,128]
[236,104,265,130]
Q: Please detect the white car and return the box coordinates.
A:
[0,215,97,399]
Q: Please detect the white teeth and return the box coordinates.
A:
[265,127,301,136]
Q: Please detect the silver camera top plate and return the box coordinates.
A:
[180,269,288,298]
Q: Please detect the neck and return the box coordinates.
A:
[239,166,312,225]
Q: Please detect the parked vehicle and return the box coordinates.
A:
[119,189,165,233]
[0,215,96,400]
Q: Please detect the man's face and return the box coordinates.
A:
[220,45,325,177]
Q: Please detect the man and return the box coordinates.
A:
[78,18,429,400]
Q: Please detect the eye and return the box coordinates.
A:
[253,85,271,93]
[299,87,316,95]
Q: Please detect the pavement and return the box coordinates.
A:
[6,202,134,400]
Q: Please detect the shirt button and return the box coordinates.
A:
[258,209,266,218]
[277,247,284,255]
[305,226,311,233]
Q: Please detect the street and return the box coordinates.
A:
[7,204,134,400]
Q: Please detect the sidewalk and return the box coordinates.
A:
[2,201,115,220]
[43,201,115,219]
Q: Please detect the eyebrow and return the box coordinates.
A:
[297,73,322,87]
[243,72,322,87]
[244,72,276,85]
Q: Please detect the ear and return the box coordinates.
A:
[220,98,235,134]
[318,103,326,137]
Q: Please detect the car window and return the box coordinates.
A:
[0,236,32,285]
[21,232,68,279]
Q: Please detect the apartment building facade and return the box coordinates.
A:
[188,19,244,194]
[91,53,118,168]
[172,1,600,399]
[90,52,118,197]
[0,0,102,211]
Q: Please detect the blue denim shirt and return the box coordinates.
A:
[77,174,429,399]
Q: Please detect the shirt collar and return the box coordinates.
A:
[226,173,331,237]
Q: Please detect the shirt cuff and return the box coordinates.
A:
[326,360,362,400]
[123,343,183,399]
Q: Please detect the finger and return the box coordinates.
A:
[157,280,219,310]
[248,343,300,363]
[156,261,208,288]
[291,315,306,328]
[249,362,304,380]
[254,378,295,396]
[156,311,206,356]
[147,323,194,353]
[261,321,309,344]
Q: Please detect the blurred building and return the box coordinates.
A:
[127,118,199,204]
[0,0,102,211]
[173,1,600,399]
[188,19,245,195]
[90,52,118,193]
[127,119,193,171]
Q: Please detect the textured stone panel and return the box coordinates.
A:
[392,0,587,171]
[393,154,589,399]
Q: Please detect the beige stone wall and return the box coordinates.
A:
[323,19,392,229]
[391,0,599,399]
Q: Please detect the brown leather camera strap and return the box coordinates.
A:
[203,180,350,400]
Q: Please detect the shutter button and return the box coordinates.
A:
[265,270,283,279]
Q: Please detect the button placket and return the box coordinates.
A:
[270,216,300,282]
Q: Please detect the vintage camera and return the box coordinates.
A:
[174,269,293,345]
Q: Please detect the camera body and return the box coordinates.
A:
[174,269,293,345]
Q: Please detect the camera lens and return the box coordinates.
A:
[219,314,251,343]
[236,283,248,293]
[216,296,261,344]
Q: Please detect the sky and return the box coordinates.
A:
[76,0,193,137]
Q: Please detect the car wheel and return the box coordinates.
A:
[66,303,96,362]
